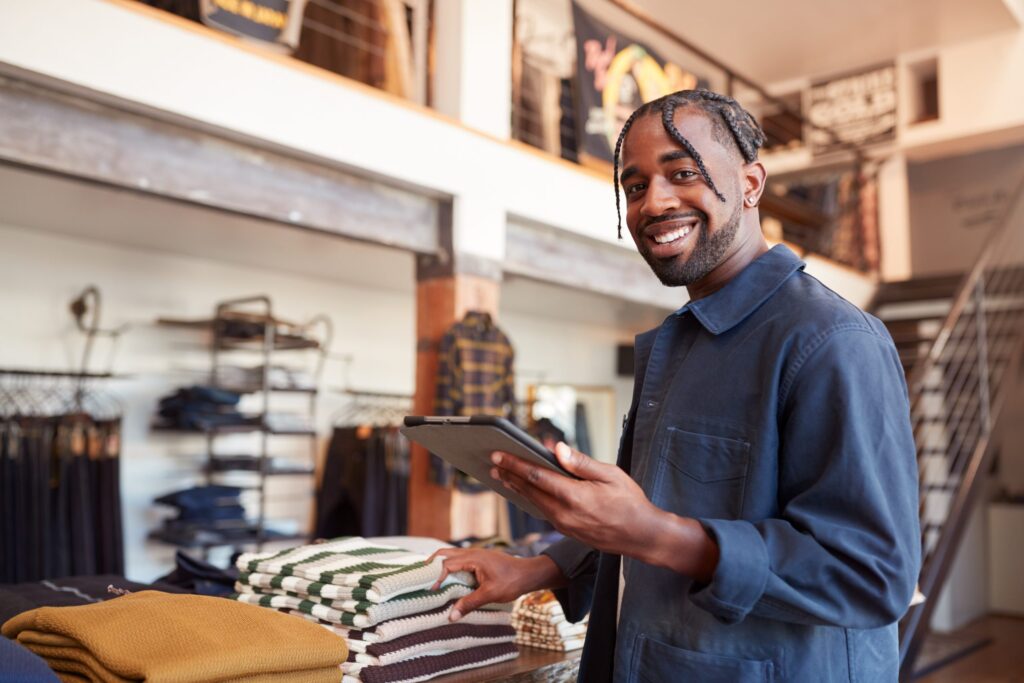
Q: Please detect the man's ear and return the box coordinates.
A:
[742,161,767,207]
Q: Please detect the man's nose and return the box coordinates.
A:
[641,176,681,217]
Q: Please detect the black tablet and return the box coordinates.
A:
[400,415,577,520]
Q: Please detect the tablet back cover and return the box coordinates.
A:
[400,423,564,520]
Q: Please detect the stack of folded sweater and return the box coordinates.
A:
[1,590,348,682]
[511,590,588,652]
[231,537,519,682]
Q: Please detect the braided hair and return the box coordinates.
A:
[612,89,766,238]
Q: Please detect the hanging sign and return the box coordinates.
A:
[571,2,706,164]
[805,63,897,155]
[200,0,307,51]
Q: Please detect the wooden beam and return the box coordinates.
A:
[0,74,438,252]
[504,218,680,310]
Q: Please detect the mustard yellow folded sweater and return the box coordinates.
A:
[1,590,346,682]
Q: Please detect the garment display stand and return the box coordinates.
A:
[155,295,332,552]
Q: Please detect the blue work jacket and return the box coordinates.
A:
[544,245,921,682]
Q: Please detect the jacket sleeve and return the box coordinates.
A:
[689,327,922,629]
[434,331,459,416]
[541,536,599,623]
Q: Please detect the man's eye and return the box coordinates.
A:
[626,183,646,195]
[673,170,697,180]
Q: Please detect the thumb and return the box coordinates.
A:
[554,442,610,481]
[449,589,491,622]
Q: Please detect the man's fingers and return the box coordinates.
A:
[431,563,451,591]
[431,554,476,591]
[554,442,615,482]
[491,452,574,499]
[449,589,492,621]
[497,469,566,523]
[426,547,456,566]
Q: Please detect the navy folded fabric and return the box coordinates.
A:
[0,635,59,681]
[156,551,239,597]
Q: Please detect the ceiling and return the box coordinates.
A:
[631,0,1022,85]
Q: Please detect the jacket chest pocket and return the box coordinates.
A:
[649,427,751,519]
[631,635,774,683]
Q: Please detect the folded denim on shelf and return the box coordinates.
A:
[154,485,246,519]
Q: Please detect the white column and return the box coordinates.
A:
[876,153,913,282]
[432,0,513,140]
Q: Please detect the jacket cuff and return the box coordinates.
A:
[541,537,596,579]
[689,518,769,624]
[541,538,598,623]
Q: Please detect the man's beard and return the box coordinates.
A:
[638,202,742,287]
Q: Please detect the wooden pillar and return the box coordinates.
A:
[408,209,502,539]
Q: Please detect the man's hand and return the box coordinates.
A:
[427,548,565,621]
[492,443,720,581]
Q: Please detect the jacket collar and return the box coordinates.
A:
[680,244,805,335]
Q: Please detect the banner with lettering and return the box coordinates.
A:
[571,2,706,164]
[805,63,897,155]
[200,0,307,51]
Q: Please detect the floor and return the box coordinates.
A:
[916,615,1024,682]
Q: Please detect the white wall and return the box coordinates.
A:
[0,218,658,580]
[502,310,641,459]
[907,142,1024,277]
[901,29,1024,153]
[0,220,419,581]
[930,486,992,632]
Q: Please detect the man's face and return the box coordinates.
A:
[619,109,744,287]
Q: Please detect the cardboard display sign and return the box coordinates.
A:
[805,63,897,155]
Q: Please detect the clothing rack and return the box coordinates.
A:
[0,369,124,582]
[331,388,412,428]
[314,388,414,540]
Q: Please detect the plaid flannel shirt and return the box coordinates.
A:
[432,311,515,488]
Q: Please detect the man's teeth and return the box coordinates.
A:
[653,226,692,244]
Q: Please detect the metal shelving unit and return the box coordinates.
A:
[205,295,333,551]
[154,296,333,552]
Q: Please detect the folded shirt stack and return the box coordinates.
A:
[511,590,588,652]
[1,590,348,682]
[231,537,518,682]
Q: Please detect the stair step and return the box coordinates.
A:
[872,274,964,306]
[923,482,959,493]
[876,306,951,325]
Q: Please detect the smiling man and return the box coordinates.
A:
[431,90,921,682]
